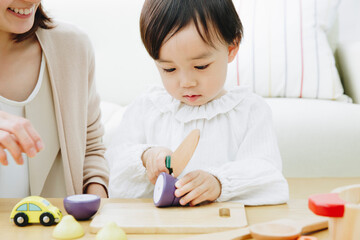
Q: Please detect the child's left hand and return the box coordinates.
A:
[174,170,221,206]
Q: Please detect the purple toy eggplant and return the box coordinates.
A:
[63,194,100,220]
[153,172,181,207]
[153,129,201,207]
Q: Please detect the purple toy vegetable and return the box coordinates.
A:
[153,172,181,207]
[63,194,100,220]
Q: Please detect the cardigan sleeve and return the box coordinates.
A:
[106,97,155,198]
[206,99,289,205]
[82,40,110,193]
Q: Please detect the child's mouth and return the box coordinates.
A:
[184,95,201,102]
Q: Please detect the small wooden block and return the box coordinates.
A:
[219,208,230,217]
[308,193,346,217]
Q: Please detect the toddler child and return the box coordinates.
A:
[107,0,289,206]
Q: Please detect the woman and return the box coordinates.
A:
[0,0,108,198]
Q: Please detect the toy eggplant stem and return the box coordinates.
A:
[165,156,173,175]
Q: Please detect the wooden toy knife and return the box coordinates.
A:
[166,129,200,178]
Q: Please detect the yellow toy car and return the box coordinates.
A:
[10,196,62,227]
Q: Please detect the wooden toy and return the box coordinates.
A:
[154,129,200,207]
[52,215,85,239]
[169,129,200,178]
[250,217,327,240]
[63,194,100,220]
[153,172,181,207]
[89,201,247,234]
[96,222,127,240]
[181,216,327,240]
[308,184,360,240]
[297,236,318,240]
[10,196,62,227]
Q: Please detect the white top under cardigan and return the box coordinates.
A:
[107,86,289,205]
[0,55,45,198]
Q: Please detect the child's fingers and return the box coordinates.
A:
[175,173,203,197]
[148,160,158,184]
[149,157,170,184]
[156,158,169,174]
[190,190,211,206]
[175,170,199,188]
[145,147,174,184]
[179,185,207,206]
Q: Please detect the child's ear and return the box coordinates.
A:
[228,44,239,63]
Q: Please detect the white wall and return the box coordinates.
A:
[338,0,360,42]
[42,0,161,106]
[42,0,360,105]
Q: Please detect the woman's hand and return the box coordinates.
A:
[141,147,173,184]
[0,111,43,165]
[174,170,221,206]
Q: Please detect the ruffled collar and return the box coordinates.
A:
[148,86,251,123]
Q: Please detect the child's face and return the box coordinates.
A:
[155,22,238,106]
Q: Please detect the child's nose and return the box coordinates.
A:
[180,75,197,88]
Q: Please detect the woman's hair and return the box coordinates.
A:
[13,4,53,43]
[140,0,243,60]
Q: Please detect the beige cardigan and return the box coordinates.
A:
[29,22,109,196]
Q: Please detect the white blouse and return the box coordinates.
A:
[107,86,289,205]
[0,54,45,198]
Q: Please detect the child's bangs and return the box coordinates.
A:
[140,0,242,59]
[166,2,227,49]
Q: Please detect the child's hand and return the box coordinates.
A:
[174,170,221,206]
[142,147,173,184]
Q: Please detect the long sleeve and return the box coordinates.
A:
[107,98,155,198]
[83,38,110,192]
[106,86,289,205]
[206,99,289,205]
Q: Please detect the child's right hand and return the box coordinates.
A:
[141,147,173,184]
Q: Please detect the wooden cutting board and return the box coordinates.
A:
[90,202,247,234]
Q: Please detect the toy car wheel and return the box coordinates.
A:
[40,212,55,226]
[14,213,29,227]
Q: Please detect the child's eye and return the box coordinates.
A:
[194,64,210,70]
[163,68,176,73]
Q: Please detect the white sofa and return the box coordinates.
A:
[43,0,360,177]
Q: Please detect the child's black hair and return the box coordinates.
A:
[140,0,243,60]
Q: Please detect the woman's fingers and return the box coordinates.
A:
[10,119,40,157]
[0,131,23,164]
[0,112,43,161]
[24,122,43,151]
[0,145,8,166]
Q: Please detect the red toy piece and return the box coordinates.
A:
[308,193,346,217]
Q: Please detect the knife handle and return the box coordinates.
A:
[165,155,173,175]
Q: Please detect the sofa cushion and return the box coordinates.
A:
[267,98,360,177]
[228,0,347,101]
[100,101,126,148]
